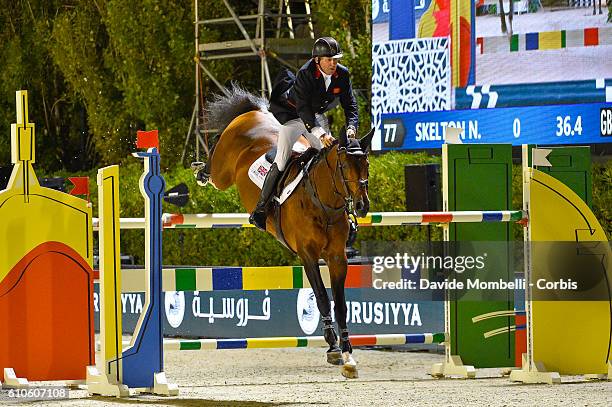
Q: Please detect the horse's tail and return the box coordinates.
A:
[205,83,269,135]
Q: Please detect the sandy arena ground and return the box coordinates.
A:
[18,347,611,406]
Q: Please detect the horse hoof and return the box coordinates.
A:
[341,364,359,379]
[326,350,343,366]
[341,352,358,379]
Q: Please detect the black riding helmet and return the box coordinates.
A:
[312,37,343,59]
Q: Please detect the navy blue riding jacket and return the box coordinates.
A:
[269,59,359,132]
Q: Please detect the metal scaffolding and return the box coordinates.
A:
[183,0,315,163]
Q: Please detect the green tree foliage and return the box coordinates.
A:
[592,160,612,238]
[0,1,374,168]
[0,1,237,168]
[0,1,97,171]
[311,0,371,90]
[50,1,196,166]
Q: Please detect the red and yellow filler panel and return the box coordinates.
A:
[511,167,612,383]
[0,91,94,384]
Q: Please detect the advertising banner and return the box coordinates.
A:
[93,284,444,340]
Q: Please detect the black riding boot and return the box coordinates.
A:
[249,163,282,231]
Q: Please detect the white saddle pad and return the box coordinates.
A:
[247,142,310,205]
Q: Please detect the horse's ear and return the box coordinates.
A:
[339,126,348,148]
[359,127,375,152]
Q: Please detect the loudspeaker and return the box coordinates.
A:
[404,164,441,212]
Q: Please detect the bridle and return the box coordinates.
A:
[337,147,369,191]
[330,146,368,209]
[302,143,370,232]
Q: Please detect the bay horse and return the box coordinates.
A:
[196,85,373,378]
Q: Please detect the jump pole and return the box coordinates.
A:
[92,210,525,230]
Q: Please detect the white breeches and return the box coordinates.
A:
[274,115,329,171]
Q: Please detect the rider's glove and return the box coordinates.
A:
[311,126,325,139]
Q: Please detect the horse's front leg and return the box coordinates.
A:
[328,253,358,379]
[301,259,342,365]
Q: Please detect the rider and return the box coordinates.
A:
[249,36,360,230]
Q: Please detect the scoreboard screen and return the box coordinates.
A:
[371,0,612,150]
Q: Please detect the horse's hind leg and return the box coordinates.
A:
[302,259,342,365]
[328,255,358,378]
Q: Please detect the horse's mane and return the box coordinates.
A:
[205,83,269,135]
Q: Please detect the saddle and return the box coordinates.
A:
[263,144,320,253]
[271,146,319,198]
[247,138,318,205]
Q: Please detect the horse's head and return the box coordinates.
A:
[336,127,374,218]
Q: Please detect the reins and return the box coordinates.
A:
[304,144,368,232]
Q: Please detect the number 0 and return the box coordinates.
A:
[513,118,521,138]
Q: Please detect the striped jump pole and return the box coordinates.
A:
[356,211,523,226]
[164,333,447,351]
[92,210,525,230]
